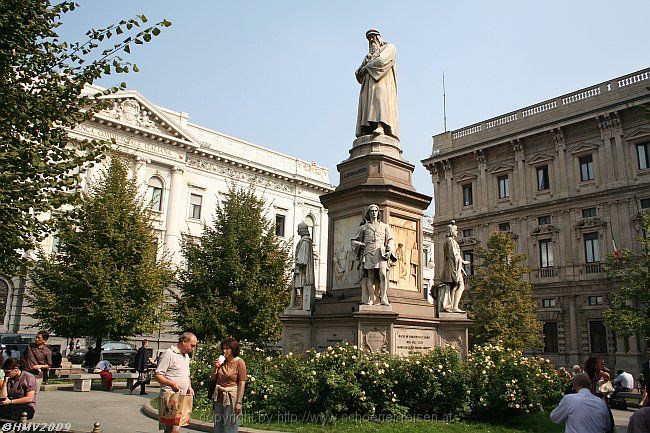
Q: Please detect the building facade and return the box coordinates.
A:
[422,68,650,374]
[1,87,333,353]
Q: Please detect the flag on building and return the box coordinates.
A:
[612,237,621,260]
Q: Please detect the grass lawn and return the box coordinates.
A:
[151,399,562,433]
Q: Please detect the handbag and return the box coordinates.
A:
[159,391,193,427]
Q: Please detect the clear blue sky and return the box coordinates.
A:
[60,1,650,214]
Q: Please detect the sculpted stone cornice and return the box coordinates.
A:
[458,237,479,247]
[186,155,298,194]
[574,217,607,230]
[531,224,560,237]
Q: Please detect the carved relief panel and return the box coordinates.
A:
[388,216,419,292]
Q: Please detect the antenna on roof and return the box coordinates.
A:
[442,70,447,132]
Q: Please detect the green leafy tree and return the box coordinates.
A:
[28,156,175,360]
[603,211,650,341]
[469,232,543,350]
[0,0,171,275]
[174,184,292,343]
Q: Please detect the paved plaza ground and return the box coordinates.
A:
[30,387,636,433]
[33,388,159,433]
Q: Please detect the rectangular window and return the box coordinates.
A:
[275,214,286,237]
[579,155,595,181]
[462,184,473,206]
[498,175,509,199]
[542,298,556,308]
[638,143,649,170]
[51,234,60,253]
[641,198,650,209]
[498,222,510,232]
[189,193,202,220]
[588,295,603,306]
[543,322,559,353]
[539,239,554,268]
[589,320,607,353]
[147,186,163,211]
[462,250,474,276]
[536,166,550,191]
[582,207,597,218]
[584,232,600,263]
[462,229,473,238]
[538,215,551,225]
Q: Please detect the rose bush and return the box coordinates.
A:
[189,341,564,421]
[465,343,566,418]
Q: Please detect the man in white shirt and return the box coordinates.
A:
[551,372,611,433]
[611,369,634,399]
[155,332,197,433]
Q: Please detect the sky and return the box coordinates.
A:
[59,1,650,214]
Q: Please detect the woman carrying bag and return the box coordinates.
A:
[210,338,246,433]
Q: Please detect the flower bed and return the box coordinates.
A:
[190,341,566,422]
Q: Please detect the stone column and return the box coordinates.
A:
[164,166,185,265]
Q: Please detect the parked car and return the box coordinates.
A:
[67,341,137,366]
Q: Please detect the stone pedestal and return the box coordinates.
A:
[281,135,471,356]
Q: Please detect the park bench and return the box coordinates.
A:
[69,373,100,392]
[112,372,140,389]
[610,391,644,409]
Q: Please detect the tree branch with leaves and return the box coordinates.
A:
[0,0,171,275]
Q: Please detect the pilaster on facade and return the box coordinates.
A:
[163,166,185,263]
[474,149,488,213]
[553,128,568,198]
[512,140,527,206]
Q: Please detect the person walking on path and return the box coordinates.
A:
[210,337,246,433]
[155,332,197,433]
[21,330,52,389]
[551,372,612,433]
[130,339,153,395]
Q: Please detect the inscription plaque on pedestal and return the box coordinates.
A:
[394,328,435,355]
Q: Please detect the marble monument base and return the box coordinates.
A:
[281,294,470,358]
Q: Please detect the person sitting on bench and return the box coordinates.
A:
[611,369,634,400]
[0,358,37,420]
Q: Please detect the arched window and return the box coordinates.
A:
[146,176,164,211]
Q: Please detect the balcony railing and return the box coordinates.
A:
[585,263,602,274]
[539,267,557,278]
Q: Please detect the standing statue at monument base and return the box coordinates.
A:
[355,29,399,140]
[441,222,469,313]
[351,205,395,306]
[290,223,315,311]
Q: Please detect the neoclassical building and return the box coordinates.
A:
[1,86,333,352]
[422,68,650,373]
